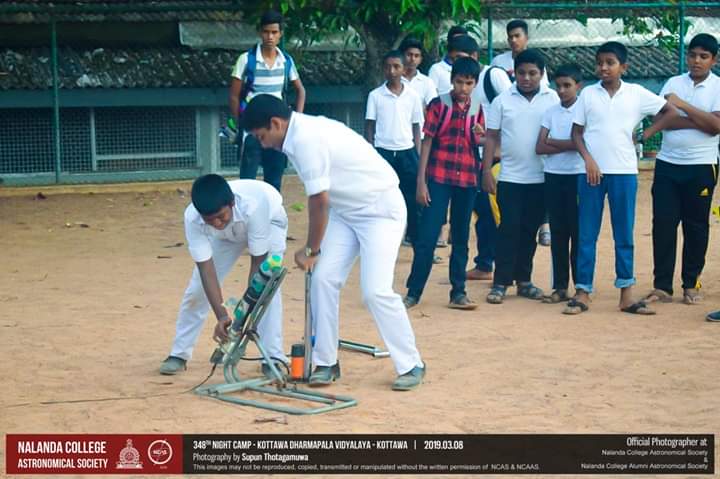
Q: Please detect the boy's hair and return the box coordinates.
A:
[447,25,467,43]
[514,48,545,73]
[260,10,283,29]
[383,49,404,64]
[449,34,478,56]
[596,41,628,64]
[191,174,234,216]
[688,33,719,56]
[399,37,424,55]
[554,63,583,83]
[506,19,528,35]
[241,94,291,131]
[451,56,480,82]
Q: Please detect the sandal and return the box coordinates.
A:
[683,288,702,305]
[542,289,569,304]
[643,289,672,304]
[562,298,589,315]
[486,285,507,304]
[517,282,544,300]
[621,301,656,315]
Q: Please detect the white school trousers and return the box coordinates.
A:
[169,225,287,363]
[311,187,423,375]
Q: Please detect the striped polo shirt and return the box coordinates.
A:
[231,44,300,101]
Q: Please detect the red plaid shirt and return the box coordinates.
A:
[423,96,484,188]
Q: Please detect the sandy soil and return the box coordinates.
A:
[1,173,718,478]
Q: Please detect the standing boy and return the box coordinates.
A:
[491,19,549,86]
[429,25,468,95]
[642,34,720,310]
[535,64,585,303]
[242,94,425,391]
[160,175,288,375]
[466,56,513,281]
[229,10,306,192]
[482,49,559,304]
[568,41,679,315]
[405,57,484,310]
[400,37,438,113]
[366,50,424,245]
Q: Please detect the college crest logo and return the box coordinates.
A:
[116,439,143,469]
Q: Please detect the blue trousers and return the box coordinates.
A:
[239,134,287,192]
[406,180,477,300]
[576,174,638,293]
[473,190,497,272]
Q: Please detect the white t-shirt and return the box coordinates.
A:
[486,84,560,184]
[428,59,453,95]
[471,65,513,158]
[490,50,550,86]
[184,180,287,262]
[541,101,585,175]
[403,71,438,106]
[366,82,424,150]
[573,81,666,174]
[658,72,720,165]
[231,44,300,101]
[282,112,399,213]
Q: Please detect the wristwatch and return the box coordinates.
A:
[304,246,321,257]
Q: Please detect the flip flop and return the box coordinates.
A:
[562,298,589,315]
[643,289,672,304]
[517,282,544,300]
[621,301,656,315]
[486,285,507,304]
[683,289,702,305]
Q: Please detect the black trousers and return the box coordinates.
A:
[376,147,420,243]
[652,159,717,295]
[238,134,287,193]
[494,181,546,287]
[544,173,579,290]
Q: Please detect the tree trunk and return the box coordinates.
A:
[357,21,397,93]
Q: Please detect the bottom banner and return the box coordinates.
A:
[5,434,714,474]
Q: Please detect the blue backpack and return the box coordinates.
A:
[238,44,295,116]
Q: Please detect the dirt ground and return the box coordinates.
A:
[1,172,718,478]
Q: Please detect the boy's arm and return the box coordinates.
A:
[643,102,680,139]
[412,123,421,154]
[481,128,500,194]
[291,79,306,113]
[572,123,601,186]
[294,191,329,272]
[365,120,376,145]
[664,93,720,135]
[229,78,244,124]
[416,136,433,206]
[546,137,577,152]
[535,126,564,155]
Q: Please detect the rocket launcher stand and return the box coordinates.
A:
[194,267,357,415]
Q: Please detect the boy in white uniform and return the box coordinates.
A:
[242,94,426,391]
[160,175,288,375]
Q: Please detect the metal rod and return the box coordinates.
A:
[50,20,61,184]
[678,2,686,75]
[487,7,493,64]
[303,271,313,380]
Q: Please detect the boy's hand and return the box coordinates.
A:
[481,169,496,195]
[213,316,232,343]
[664,93,683,108]
[416,182,431,207]
[472,123,485,135]
[584,159,602,186]
[294,247,319,272]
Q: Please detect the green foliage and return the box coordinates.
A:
[614,9,691,54]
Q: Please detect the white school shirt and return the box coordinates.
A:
[490,50,549,86]
[231,44,300,101]
[658,72,720,165]
[486,84,560,184]
[365,82,424,150]
[428,59,453,95]
[403,71,438,106]
[541,101,585,174]
[573,80,666,174]
[471,65,513,158]
[281,112,399,213]
[184,180,287,262]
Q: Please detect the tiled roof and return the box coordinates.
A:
[0,1,243,24]
[1,45,717,91]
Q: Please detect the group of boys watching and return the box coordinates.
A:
[364,20,720,319]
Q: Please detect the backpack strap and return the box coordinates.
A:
[436,93,454,139]
[483,65,510,104]
[238,46,257,115]
[437,93,483,149]
[281,50,294,99]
